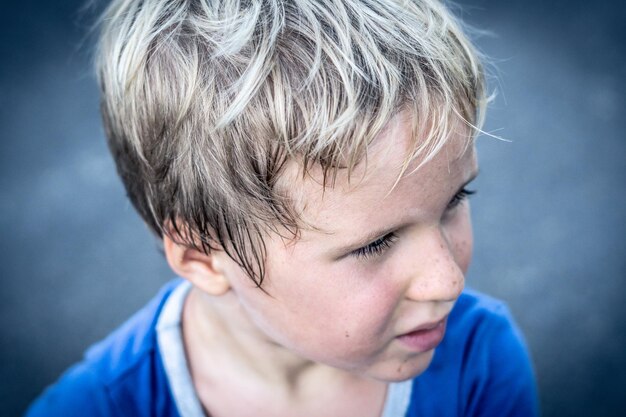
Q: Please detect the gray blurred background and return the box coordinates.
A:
[1,0,625,416]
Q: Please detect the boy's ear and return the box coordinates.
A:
[163,235,230,296]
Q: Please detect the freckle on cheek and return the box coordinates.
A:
[345,331,350,338]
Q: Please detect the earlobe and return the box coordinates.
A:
[163,235,231,296]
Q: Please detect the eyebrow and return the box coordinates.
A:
[330,169,480,259]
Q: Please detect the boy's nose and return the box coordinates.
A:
[404,226,465,303]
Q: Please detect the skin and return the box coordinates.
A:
[164,113,479,416]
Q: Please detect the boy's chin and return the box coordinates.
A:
[369,349,437,383]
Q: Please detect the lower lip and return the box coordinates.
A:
[397,319,447,352]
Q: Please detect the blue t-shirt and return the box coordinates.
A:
[25,280,539,417]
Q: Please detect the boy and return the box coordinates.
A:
[27,0,538,416]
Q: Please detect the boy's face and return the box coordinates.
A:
[221,113,478,382]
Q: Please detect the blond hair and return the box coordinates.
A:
[96,0,487,285]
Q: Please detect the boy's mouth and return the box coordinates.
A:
[396,317,448,352]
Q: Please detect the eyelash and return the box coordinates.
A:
[352,188,476,260]
[447,188,476,210]
[353,232,398,260]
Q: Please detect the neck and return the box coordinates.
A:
[182,286,360,391]
[181,286,388,416]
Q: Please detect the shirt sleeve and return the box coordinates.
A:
[24,362,116,417]
[464,304,540,417]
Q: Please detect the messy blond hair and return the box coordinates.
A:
[96,0,487,285]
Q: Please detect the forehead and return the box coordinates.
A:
[280,114,477,232]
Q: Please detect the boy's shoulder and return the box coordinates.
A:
[25,279,184,417]
[83,279,181,382]
[408,287,539,417]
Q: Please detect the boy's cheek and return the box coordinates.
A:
[450,206,474,274]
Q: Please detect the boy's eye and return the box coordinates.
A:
[349,187,475,260]
[446,188,476,211]
[352,232,398,260]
